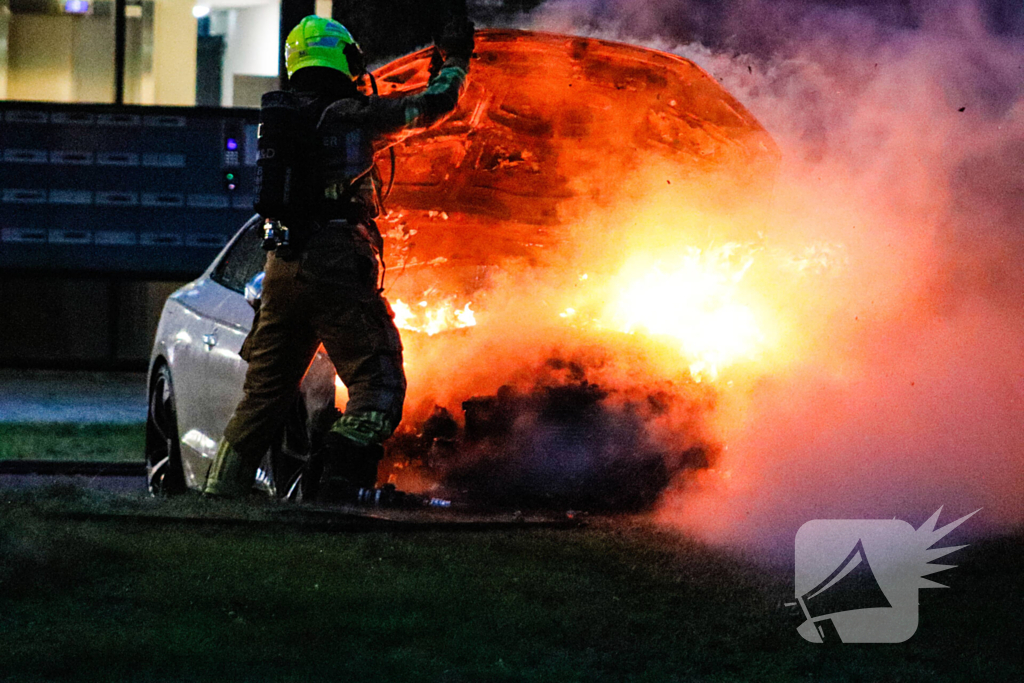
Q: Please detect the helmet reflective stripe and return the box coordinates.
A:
[285,15,361,80]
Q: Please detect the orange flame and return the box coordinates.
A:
[607,245,764,380]
[552,243,774,382]
[392,299,477,336]
[388,240,844,389]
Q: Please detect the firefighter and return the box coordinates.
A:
[204,14,475,499]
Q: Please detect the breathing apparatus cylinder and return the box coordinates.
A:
[255,90,307,248]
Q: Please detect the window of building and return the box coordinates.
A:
[0,0,303,107]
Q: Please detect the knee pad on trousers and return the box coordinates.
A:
[329,410,395,447]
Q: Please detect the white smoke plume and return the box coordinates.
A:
[521,0,1024,557]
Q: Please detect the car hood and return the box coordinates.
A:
[372,29,779,282]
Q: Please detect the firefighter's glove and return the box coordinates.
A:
[438,17,475,62]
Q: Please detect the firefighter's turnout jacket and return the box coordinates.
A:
[222,57,469,461]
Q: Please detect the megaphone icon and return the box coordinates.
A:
[797,539,892,643]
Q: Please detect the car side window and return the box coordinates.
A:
[211,219,267,294]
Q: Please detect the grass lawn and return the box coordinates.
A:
[0,423,144,463]
[0,487,1020,682]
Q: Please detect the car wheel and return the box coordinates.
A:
[145,363,188,496]
[264,396,315,502]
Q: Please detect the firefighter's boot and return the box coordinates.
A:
[204,439,260,498]
[316,431,383,503]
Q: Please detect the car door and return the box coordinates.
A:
[204,220,266,445]
[159,275,232,485]
[162,219,262,485]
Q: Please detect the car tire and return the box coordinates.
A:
[145,363,188,496]
[265,396,315,502]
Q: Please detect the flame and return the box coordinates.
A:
[334,373,349,410]
[390,240,843,385]
[392,299,477,336]
[602,244,766,381]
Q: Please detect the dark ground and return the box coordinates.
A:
[0,376,1019,681]
[0,487,1020,683]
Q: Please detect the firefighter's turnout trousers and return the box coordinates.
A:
[221,222,406,472]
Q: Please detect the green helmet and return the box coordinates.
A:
[285,16,363,80]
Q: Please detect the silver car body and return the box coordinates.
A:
[150,216,335,491]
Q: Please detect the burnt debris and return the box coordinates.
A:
[387,369,711,512]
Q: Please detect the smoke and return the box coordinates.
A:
[396,269,722,510]
[437,362,707,511]
[482,0,1024,557]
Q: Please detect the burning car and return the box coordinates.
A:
[146,29,778,509]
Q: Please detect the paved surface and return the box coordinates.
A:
[0,369,148,423]
[0,473,147,494]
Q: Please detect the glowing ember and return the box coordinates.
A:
[605,244,765,381]
[392,299,477,336]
